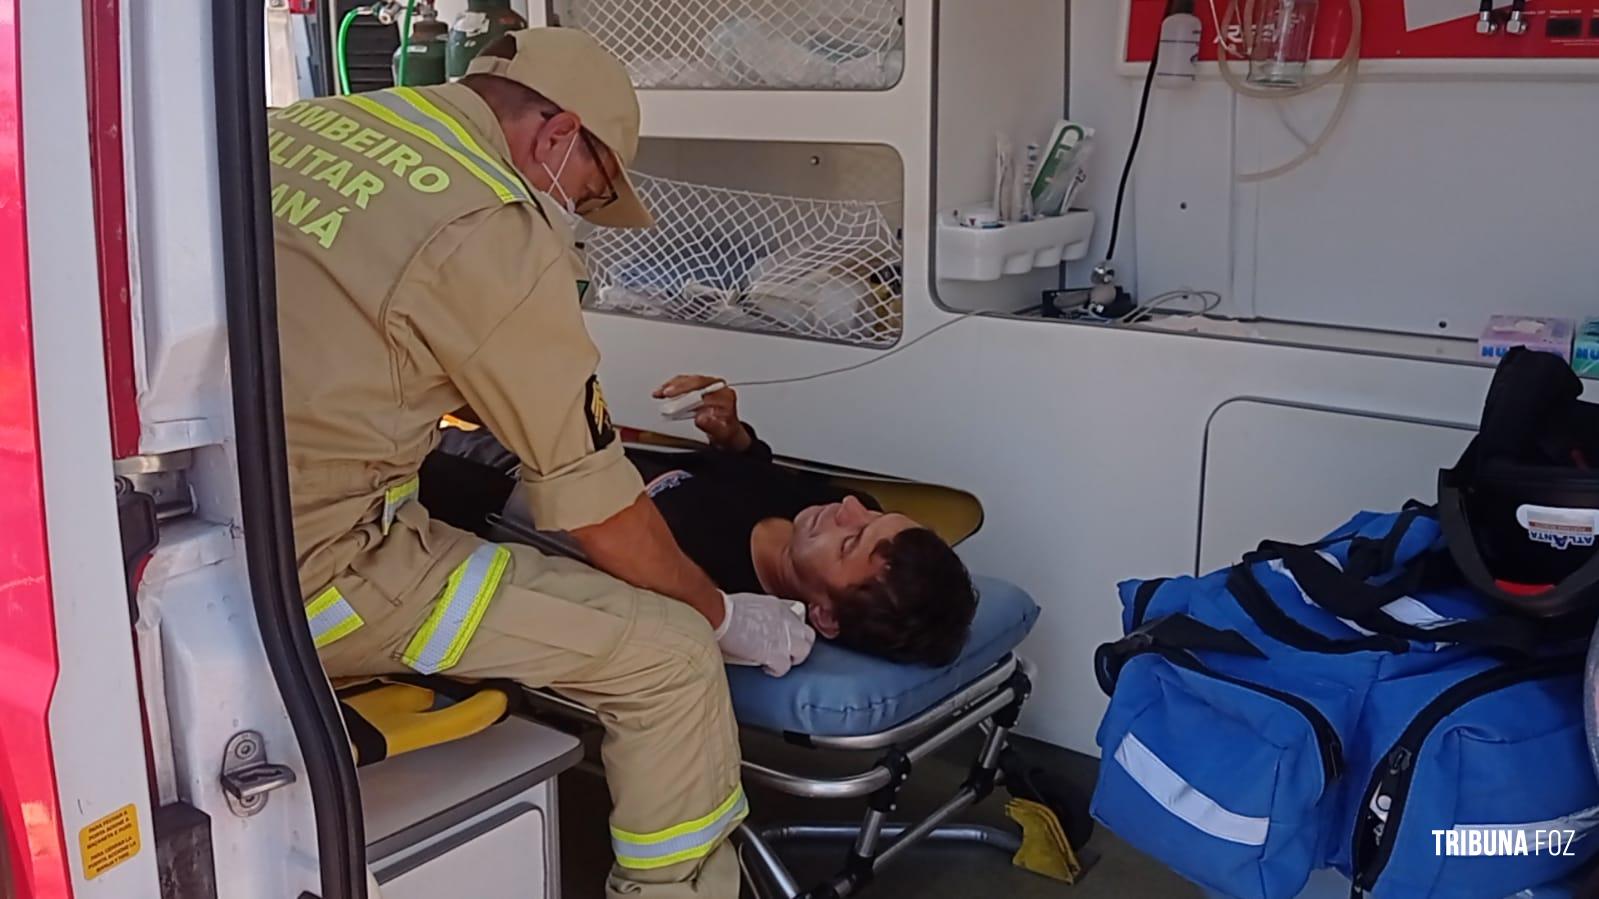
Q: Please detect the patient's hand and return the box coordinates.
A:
[654,375,752,453]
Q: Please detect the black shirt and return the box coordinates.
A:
[418,427,878,593]
[630,435,877,592]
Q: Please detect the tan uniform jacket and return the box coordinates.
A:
[269,83,644,609]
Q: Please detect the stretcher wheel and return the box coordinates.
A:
[1000,746,1095,851]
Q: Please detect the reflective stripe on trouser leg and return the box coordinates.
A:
[381,475,420,536]
[401,544,510,675]
[306,586,364,649]
[611,786,749,871]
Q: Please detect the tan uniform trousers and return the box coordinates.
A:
[320,531,743,899]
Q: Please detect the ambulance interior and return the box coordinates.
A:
[13,0,1599,897]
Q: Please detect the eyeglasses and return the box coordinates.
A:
[574,129,620,216]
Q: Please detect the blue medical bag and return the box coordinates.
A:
[1092,508,1599,899]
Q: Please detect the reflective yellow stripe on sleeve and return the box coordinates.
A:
[343,89,534,206]
[381,475,421,536]
[611,786,749,871]
[400,543,511,675]
[306,586,365,649]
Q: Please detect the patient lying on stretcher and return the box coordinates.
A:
[422,376,978,666]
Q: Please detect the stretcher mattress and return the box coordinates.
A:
[725,575,1040,737]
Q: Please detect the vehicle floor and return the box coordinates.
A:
[557,728,1201,899]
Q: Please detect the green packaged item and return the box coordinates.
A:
[1574,317,1599,376]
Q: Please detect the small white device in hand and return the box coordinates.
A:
[658,381,727,420]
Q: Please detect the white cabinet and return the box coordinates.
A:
[378,805,548,899]
[363,717,582,899]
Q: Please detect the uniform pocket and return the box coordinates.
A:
[349,503,464,608]
[392,499,438,556]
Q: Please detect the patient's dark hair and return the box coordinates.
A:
[833,528,978,667]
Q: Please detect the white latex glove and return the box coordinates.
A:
[715,592,817,677]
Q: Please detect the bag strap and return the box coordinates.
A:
[1339,502,1433,580]
[1256,540,1424,618]
[1094,613,1265,696]
[1437,473,1599,619]
[1225,565,1409,655]
[1127,577,1170,630]
[1266,541,1543,654]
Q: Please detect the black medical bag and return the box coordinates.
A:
[1439,346,1599,619]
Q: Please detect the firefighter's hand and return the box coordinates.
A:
[715,592,816,677]
[654,375,751,452]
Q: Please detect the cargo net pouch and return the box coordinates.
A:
[579,173,903,347]
[553,0,906,90]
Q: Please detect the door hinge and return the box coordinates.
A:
[219,731,298,817]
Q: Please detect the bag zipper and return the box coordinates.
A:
[1350,655,1583,893]
[1140,645,1345,786]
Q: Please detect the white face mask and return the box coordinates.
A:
[540,137,580,215]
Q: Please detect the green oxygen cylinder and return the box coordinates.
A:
[445,0,528,80]
[393,6,450,86]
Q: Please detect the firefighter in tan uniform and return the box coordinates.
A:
[269,28,816,898]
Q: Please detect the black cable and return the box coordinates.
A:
[1105,9,1167,262]
[213,4,367,898]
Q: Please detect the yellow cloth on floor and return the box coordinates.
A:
[1005,797,1082,884]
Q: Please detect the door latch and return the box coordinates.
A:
[219,731,297,817]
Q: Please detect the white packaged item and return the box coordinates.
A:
[1017,143,1041,221]
[744,242,881,338]
[995,134,1015,222]
[704,17,902,89]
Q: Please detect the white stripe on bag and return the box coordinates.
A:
[1265,557,1462,638]
[1113,731,1271,847]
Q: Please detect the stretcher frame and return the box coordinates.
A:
[521,655,1036,899]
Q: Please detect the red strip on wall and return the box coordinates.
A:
[84,0,139,458]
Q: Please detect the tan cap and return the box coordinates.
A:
[467,28,652,229]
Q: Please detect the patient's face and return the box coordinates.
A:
[788,496,917,608]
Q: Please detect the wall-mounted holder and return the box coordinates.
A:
[936,209,1096,282]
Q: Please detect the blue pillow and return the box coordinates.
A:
[726,576,1041,737]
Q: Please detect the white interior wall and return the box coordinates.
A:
[1197,400,1475,571]
[575,2,1597,757]
[1070,2,1599,337]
